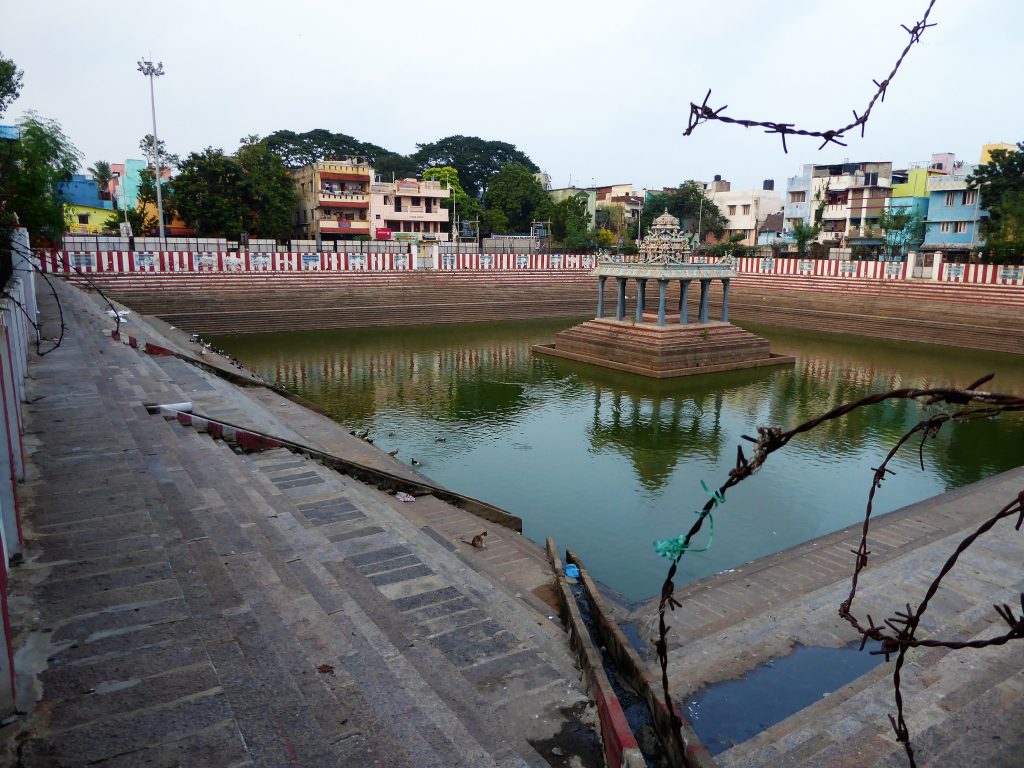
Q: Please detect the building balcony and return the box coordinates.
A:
[317,162,372,176]
[318,218,369,235]
[822,203,847,219]
[319,192,369,208]
[389,207,449,222]
[848,225,884,239]
[372,180,450,198]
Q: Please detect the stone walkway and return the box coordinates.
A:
[624,465,1024,767]
[2,281,599,767]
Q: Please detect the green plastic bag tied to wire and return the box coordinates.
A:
[653,479,724,559]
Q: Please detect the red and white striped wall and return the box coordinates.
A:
[939,262,1024,286]
[33,249,1023,287]
[437,252,595,270]
[734,257,908,280]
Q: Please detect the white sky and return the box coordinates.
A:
[2,0,1021,191]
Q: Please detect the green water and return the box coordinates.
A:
[213,319,1024,603]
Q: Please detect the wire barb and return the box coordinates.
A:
[654,372,1024,768]
[682,0,937,152]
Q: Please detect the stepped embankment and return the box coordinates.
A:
[75,270,1024,355]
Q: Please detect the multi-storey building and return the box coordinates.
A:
[704,176,783,245]
[885,164,937,255]
[802,162,894,251]
[922,165,986,259]
[784,165,812,233]
[369,178,450,242]
[57,174,114,234]
[593,183,642,234]
[292,159,374,242]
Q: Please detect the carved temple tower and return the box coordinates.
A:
[533,211,794,378]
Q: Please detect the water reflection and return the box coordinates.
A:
[214,319,1024,602]
[588,386,725,493]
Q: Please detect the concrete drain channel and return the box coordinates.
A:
[685,642,885,755]
[546,539,715,768]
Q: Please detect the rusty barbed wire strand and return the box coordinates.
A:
[655,375,1024,767]
[682,0,938,152]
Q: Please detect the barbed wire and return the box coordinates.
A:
[655,374,1024,767]
[683,0,938,152]
[4,238,66,356]
[2,241,129,356]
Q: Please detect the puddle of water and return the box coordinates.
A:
[685,642,885,755]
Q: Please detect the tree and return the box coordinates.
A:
[172,148,251,239]
[262,128,391,169]
[639,182,727,242]
[0,112,82,244]
[550,195,591,244]
[236,138,297,242]
[423,166,480,230]
[0,51,23,118]
[139,134,180,169]
[103,205,156,238]
[88,160,113,193]
[789,219,821,257]
[877,205,924,260]
[372,152,420,182]
[173,141,298,242]
[968,142,1024,261]
[413,136,538,199]
[481,163,551,234]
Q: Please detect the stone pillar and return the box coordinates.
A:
[635,279,647,323]
[615,277,626,320]
[679,280,689,324]
[721,279,731,323]
[597,275,606,318]
[657,279,667,326]
[699,279,710,324]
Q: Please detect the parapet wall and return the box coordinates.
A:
[36,249,1024,286]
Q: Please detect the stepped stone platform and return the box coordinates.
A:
[0,280,603,767]
[618,466,1024,767]
[534,317,794,378]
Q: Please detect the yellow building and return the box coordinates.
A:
[979,143,1015,165]
[292,159,373,242]
[64,204,115,235]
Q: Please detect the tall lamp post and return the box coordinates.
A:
[137,59,166,243]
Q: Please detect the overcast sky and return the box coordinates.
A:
[2,0,1021,192]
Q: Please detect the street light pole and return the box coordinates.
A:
[137,59,166,243]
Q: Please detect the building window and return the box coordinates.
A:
[742,204,751,215]
[963,190,977,206]
[940,222,951,233]
[728,205,736,215]
[945,191,956,206]
[77,213,89,225]
[789,191,806,203]
[953,221,968,234]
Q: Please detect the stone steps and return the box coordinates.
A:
[77,271,1024,355]
[9,281,598,767]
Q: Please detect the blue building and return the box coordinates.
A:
[921,167,986,259]
[56,174,115,235]
[56,174,113,210]
[783,164,812,233]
